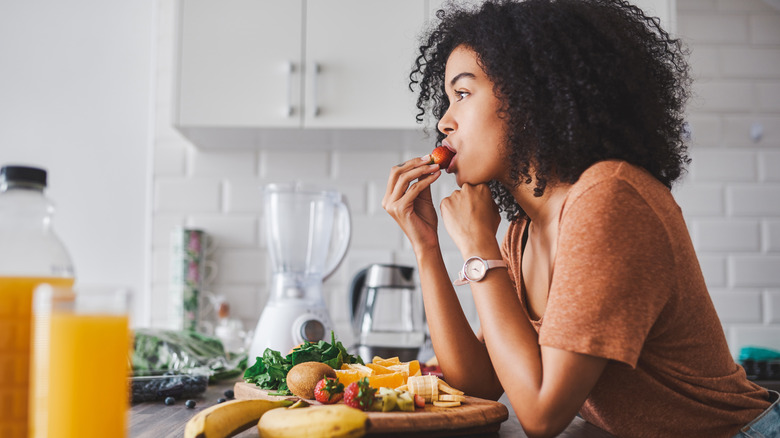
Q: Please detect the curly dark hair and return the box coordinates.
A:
[410,0,691,221]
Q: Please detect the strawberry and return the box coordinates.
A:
[428,145,455,170]
[313,377,344,404]
[343,377,377,411]
[414,393,425,409]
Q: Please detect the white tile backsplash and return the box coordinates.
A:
[190,149,257,177]
[261,150,331,180]
[691,80,754,112]
[155,178,222,213]
[673,183,725,216]
[187,215,258,248]
[766,289,780,323]
[731,255,780,287]
[727,185,780,216]
[223,178,264,213]
[721,48,780,79]
[690,149,758,182]
[693,219,761,252]
[709,289,763,323]
[678,13,750,44]
[759,151,780,182]
[148,0,780,357]
[765,221,780,252]
[697,254,728,287]
[722,114,780,148]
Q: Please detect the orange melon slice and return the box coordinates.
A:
[368,371,405,390]
[334,368,363,387]
[366,363,394,375]
[372,356,401,366]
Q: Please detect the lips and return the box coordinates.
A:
[442,141,457,173]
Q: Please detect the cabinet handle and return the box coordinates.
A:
[311,62,321,117]
[284,61,294,117]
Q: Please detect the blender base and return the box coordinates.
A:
[248,300,332,360]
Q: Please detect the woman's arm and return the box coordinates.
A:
[414,243,504,400]
[441,184,608,438]
[470,271,607,437]
[382,158,503,399]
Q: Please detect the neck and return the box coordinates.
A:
[510,180,571,229]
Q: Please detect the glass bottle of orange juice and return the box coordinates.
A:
[0,165,74,438]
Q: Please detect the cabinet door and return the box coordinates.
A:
[176,0,303,127]
[304,0,425,129]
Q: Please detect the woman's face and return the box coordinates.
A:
[438,45,509,187]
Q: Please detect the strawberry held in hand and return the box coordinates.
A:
[343,377,377,411]
[428,145,455,171]
[313,377,344,404]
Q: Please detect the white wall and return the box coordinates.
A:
[674,0,780,354]
[151,0,780,356]
[0,0,155,324]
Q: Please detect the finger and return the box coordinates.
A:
[385,161,439,203]
[398,169,441,207]
[390,163,441,204]
[384,156,432,206]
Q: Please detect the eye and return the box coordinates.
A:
[454,90,470,101]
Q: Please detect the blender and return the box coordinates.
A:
[248,182,351,359]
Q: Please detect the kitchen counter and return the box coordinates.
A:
[130,379,614,438]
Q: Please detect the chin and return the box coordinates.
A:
[455,174,465,187]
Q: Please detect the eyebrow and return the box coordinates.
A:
[449,72,476,88]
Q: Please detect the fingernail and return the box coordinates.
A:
[421,155,431,162]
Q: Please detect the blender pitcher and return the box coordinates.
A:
[249,183,351,359]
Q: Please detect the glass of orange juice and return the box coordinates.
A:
[29,285,131,438]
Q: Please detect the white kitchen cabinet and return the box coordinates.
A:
[176,0,303,128]
[175,0,425,132]
[303,0,424,129]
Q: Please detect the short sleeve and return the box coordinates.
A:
[501,219,526,301]
[539,179,675,368]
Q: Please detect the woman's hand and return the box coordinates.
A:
[382,156,443,252]
[440,183,502,257]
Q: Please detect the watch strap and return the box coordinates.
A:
[453,258,507,286]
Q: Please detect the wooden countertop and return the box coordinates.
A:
[129,379,615,438]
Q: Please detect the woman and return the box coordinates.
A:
[382,1,777,437]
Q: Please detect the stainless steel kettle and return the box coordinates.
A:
[349,264,425,362]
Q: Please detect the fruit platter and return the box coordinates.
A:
[184,334,508,438]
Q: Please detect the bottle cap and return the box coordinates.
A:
[0,165,47,188]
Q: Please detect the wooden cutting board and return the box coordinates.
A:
[234,381,509,437]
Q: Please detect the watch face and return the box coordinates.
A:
[464,258,487,281]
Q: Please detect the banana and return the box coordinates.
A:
[432,400,461,408]
[184,399,293,438]
[406,374,439,402]
[257,404,368,438]
[405,375,465,404]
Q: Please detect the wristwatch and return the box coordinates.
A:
[453,256,507,286]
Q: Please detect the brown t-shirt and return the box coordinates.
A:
[500,160,770,437]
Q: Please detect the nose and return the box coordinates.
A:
[437,107,456,136]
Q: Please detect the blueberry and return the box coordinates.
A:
[217,398,226,403]
[223,389,234,399]
[185,399,196,409]
[164,397,175,406]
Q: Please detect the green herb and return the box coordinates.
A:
[243,331,363,395]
